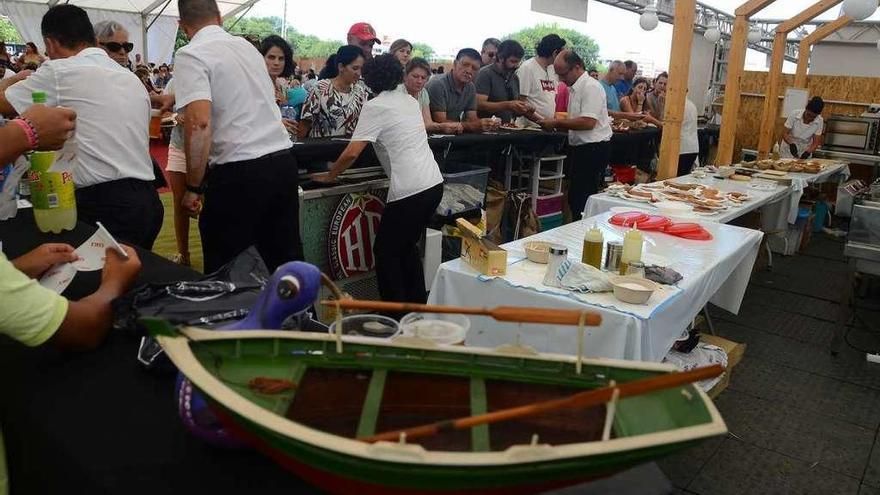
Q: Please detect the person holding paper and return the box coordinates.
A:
[1,242,141,350]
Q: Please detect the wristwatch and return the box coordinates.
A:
[186,183,205,194]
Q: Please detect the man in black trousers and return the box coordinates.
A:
[175,0,302,273]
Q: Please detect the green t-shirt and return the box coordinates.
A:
[0,253,67,347]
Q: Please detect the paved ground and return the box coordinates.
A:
[659,232,880,495]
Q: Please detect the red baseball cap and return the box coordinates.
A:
[348,22,379,43]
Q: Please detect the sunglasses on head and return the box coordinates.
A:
[100,41,134,53]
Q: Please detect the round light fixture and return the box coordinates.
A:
[640,4,659,31]
[747,26,762,43]
[842,0,878,20]
[704,26,722,43]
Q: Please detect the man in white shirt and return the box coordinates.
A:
[539,49,613,219]
[175,0,301,273]
[678,97,700,176]
[0,5,163,249]
[516,34,566,127]
[782,96,825,159]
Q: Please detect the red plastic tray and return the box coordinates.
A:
[609,211,649,227]
[663,222,703,235]
[676,230,714,241]
[637,215,672,231]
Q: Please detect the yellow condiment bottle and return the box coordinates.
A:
[620,223,644,275]
[582,223,604,269]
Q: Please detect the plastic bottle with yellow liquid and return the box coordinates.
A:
[620,223,644,275]
[29,91,77,233]
[582,223,604,269]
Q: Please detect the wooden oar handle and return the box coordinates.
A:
[492,307,602,327]
[319,300,602,327]
[360,364,724,444]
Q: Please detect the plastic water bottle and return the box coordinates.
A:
[29,91,77,233]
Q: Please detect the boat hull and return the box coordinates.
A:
[210,401,700,495]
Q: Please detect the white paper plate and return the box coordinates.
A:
[620,193,654,203]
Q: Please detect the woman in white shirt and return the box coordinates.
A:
[314,54,444,305]
[782,97,825,159]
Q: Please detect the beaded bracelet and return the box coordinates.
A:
[11,118,38,150]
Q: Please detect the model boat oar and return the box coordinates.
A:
[359,364,724,444]
[320,299,602,327]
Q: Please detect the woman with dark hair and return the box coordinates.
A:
[313,54,443,305]
[299,45,368,138]
[620,77,662,127]
[402,57,462,134]
[390,38,412,66]
[781,96,825,159]
[260,35,294,105]
[17,42,45,68]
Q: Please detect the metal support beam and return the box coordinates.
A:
[221,0,262,21]
[657,0,696,179]
[756,0,845,158]
[795,16,853,87]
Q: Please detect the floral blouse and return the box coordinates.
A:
[300,79,369,138]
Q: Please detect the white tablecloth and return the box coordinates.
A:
[584,174,791,225]
[428,211,763,362]
[782,162,850,224]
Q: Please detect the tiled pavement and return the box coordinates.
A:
[659,232,880,495]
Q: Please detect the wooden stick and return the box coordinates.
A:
[319,300,602,327]
[359,365,724,444]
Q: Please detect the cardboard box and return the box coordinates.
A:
[701,334,746,399]
[456,218,507,276]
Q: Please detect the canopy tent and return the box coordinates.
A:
[0,0,261,64]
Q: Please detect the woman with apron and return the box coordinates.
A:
[781,97,825,159]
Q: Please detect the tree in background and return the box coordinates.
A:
[502,23,600,68]
[173,15,437,62]
[0,16,23,44]
[411,42,435,61]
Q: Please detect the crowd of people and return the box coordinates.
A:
[0,0,704,378]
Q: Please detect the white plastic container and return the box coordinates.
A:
[399,313,470,345]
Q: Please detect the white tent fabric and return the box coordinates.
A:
[0,0,260,64]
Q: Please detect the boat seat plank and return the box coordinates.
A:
[272,360,309,415]
[356,369,387,438]
[470,377,490,452]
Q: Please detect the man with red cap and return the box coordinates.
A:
[347,22,379,59]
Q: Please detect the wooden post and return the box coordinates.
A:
[756,0,846,157]
[756,32,787,158]
[794,16,853,88]
[656,0,696,179]
[715,15,750,165]
[715,0,780,165]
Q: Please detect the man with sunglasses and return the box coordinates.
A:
[0,5,163,250]
[94,20,133,69]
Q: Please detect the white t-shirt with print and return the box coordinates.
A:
[516,57,558,125]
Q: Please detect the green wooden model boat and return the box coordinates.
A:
[147,320,726,494]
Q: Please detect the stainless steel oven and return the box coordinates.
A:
[824,115,880,155]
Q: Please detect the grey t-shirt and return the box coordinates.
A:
[475,63,520,122]
[426,72,477,122]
